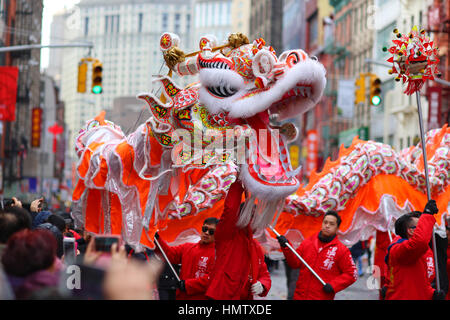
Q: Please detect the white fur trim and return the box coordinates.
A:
[199,59,326,119]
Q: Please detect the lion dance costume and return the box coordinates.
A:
[72,32,449,253]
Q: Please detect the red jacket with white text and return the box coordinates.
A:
[282,232,357,300]
[447,246,450,300]
[384,213,436,300]
[205,181,271,300]
[155,237,215,300]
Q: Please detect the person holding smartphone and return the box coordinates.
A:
[154,217,218,300]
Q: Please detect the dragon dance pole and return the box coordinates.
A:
[415,91,440,291]
[154,237,181,282]
[269,225,326,286]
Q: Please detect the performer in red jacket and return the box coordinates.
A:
[154,217,217,300]
[446,220,450,300]
[205,181,271,300]
[277,210,357,300]
[384,200,445,300]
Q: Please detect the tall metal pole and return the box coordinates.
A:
[269,225,326,286]
[415,91,440,292]
[154,237,181,282]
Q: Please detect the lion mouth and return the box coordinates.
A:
[241,111,300,197]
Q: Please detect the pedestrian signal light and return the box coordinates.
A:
[370,76,382,106]
[91,61,103,94]
[77,62,87,93]
[354,74,366,105]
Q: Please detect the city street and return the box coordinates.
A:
[0,0,448,303]
[261,256,379,300]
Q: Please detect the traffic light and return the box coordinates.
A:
[354,73,366,105]
[369,75,382,106]
[77,61,87,93]
[91,60,103,94]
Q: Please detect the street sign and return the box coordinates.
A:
[338,126,369,147]
[337,79,355,119]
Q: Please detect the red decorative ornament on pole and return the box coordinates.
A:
[385,25,442,292]
[48,123,63,154]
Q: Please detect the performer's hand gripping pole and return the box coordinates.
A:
[416,91,440,292]
[154,237,181,282]
[269,225,326,286]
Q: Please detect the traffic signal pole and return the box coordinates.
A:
[365,58,450,87]
[0,42,94,53]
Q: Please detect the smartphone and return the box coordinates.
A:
[3,198,14,208]
[63,237,77,265]
[94,235,120,252]
[38,197,48,211]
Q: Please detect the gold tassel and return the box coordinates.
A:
[227,32,249,48]
[163,46,186,70]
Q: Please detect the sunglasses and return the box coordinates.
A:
[409,226,417,230]
[202,226,215,235]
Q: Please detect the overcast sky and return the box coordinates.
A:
[41,0,80,69]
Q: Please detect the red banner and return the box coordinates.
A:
[0,66,19,121]
[31,107,42,148]
[427,86,442,130]
[306,129,318,178]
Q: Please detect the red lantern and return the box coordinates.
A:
[48,123,64,153]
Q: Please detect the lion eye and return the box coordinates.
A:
[286,52,299,67]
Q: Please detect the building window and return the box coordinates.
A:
[175,13,180,33]
[307,11,318,50]
[186,13,191,31]
[105,15,109,34]
[195,5,200,28]
[138,13,143,32]
[162,13,168,29]
[84,17,89,36]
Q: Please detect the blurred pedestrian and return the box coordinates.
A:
[384,200,445,300]
[283,260,299,300]
[350,240,365,277]
[277,210,357,300]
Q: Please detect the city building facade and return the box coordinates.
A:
[58,0,195,159]
[249,0,283,54]
[0,0,44,199]
[194,0,232,45]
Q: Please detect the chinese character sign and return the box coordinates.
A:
[31,108,42,148]
[306,129,318,178]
